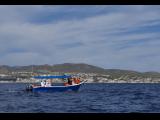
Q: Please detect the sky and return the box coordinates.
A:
[0,5,160,72]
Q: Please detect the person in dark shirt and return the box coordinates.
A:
[67,78,72,85]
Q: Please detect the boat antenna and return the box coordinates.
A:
[32,65,33,75]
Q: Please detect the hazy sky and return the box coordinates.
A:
[0,5,160,72]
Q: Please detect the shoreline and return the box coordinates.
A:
[0,81,160,83]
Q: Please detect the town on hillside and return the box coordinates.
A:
[0,63,160,83]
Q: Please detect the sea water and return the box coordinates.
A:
[0,83,160,113]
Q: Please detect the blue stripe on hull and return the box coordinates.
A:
[32,84,81,92]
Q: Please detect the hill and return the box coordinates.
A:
[0,63,160,79]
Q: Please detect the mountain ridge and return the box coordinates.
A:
[0,63,160,78]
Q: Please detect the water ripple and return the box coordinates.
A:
[0,83,160,112]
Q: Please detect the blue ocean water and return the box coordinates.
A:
[0,83,160,113]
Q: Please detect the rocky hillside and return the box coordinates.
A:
[51,63,106,73]
[0,63,160,79]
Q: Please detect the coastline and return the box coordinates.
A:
[1,80,160,83]
[1,72,160,83]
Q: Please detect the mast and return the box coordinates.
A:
[31,65,34,77]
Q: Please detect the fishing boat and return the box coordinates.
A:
[26,75,86,92]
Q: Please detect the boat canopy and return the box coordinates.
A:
[33,75,72,79]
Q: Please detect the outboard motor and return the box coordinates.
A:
[26,84,33,92]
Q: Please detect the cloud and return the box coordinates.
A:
[0,5,160,72]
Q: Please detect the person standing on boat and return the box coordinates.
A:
[45,79,52,87]
[64,78,68,86]
[48,79,52,86]
[72,77,80,84]
[67,78,72,85]
[77,77,81,84]
[41,80,45,87]
[72,77,77,85]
